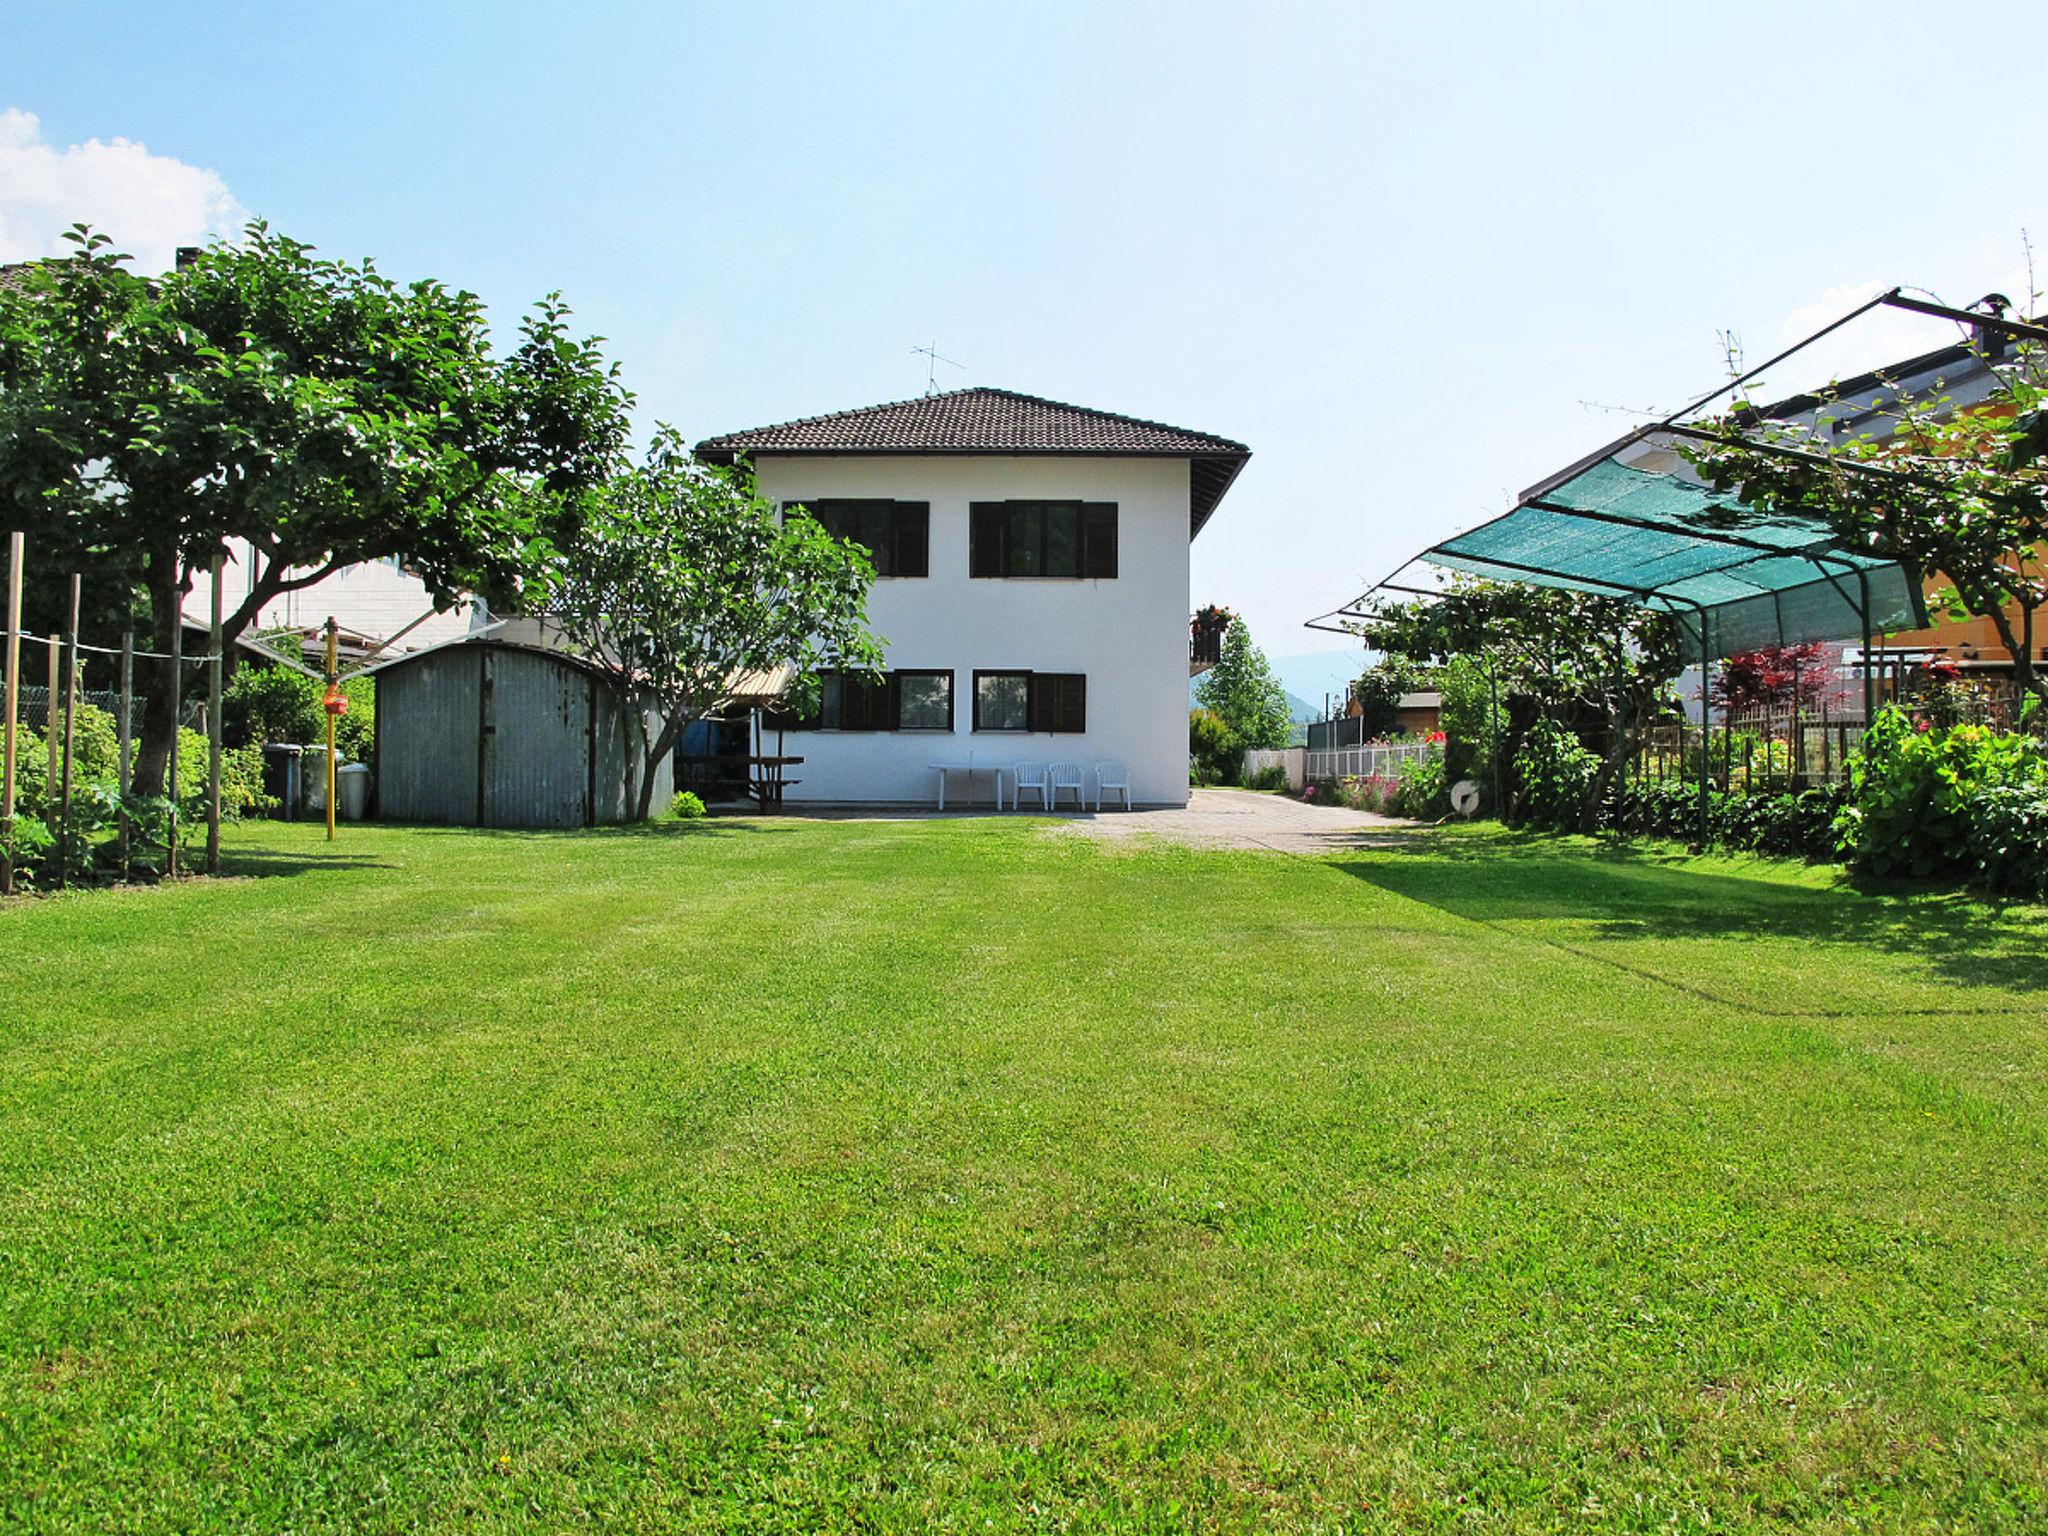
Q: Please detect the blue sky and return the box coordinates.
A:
[5,1,2044,668]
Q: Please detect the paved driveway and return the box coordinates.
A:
[1053,788,1413,855]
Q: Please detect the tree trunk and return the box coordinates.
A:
[130,553,185,797]
[631,712,685,822]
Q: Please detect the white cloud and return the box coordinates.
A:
[1750,259,2044,404]
[0,107,246,274]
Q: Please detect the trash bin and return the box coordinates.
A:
[261,744,303,821]
[336,763,371,822]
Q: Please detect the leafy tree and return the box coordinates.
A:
[537,430,884,820]
[0,224,632,793]
[1187,707,1242,786]
[1687,339,2047,706]
[1350,577,1683,823]
[1194,619,1291,750]
[1709,641,1835,716]
[1348,656,1431,740]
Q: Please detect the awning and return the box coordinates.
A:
[1414,437,1926,661]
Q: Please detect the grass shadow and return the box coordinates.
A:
[1331,832,2048,1005]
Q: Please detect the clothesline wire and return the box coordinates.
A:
[2,628,224,664]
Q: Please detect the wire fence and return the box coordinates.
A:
[7,686,209,734]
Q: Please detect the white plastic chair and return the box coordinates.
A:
[1048,761,1084,810]
[1013,762,1051,810]
[1094,761,1130,811]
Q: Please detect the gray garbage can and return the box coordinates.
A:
[337,763,371,822]
[261,744,303,820]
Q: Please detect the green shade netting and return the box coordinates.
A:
[1423,457,1925,660]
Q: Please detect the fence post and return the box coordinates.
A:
[167,613,182,878]
[117,628,133,882]
[45,635,58,838]
[324,617,338,843]
[58,575,79,892]
[1,530,19,898]
[207,557,223,875]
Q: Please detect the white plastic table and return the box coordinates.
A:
[929,762,1007,811]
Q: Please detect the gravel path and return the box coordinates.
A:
[1050,787,1415,855]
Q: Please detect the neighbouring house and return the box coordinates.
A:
[691,387,1250,807]
[181,549,484,667]
[367,640,669,828]
[1749,306,2045,699]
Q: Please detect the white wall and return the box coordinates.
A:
[751,454,1194,807]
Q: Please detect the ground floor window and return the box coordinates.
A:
[804,669,954,731]
[972,670,1086,733]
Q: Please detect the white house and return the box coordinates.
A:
[694,387,1250,808]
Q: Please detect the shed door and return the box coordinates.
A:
[376,647,482,824]
[480,649,593,829]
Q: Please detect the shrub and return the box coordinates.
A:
[1189,708,1242,788]
[1246,762,1288,792]
[1392,752,1449,820]
[1967,781,2048,896]
[224,663,375,762]
[1512,719,1600,829]
[670,790,708,820]
[1837,709,2046,882]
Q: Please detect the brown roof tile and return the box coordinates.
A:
[696,386,1249,533]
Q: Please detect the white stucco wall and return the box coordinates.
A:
[750,453,1194,807]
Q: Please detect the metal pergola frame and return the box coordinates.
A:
[1305,285,2039,846]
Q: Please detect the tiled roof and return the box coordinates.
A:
[696,386,1250,533]
[0,261,48,295]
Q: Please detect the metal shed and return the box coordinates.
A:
[371,641,671,828]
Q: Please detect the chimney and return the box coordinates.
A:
[175,245,202,272]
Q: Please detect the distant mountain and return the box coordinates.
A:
[1186,684,1329,725]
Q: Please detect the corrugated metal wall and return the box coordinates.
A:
[377,646,482,824]
[481,647,593,829]
[374,643,669,828]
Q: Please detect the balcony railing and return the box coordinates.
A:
[1189,627,1224,673]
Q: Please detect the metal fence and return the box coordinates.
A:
[1305,739,1436,783]
[8,686,206,733]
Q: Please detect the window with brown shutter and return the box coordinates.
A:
[798,669,952,731]
[1029,673,1087,734]
[968,502,1117,578]
[789,500,930,578]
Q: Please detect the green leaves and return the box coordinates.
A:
[1193,620,1292,751]
[538,437,884,817]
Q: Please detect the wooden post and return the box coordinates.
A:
[167,614,182,878]
[1,530,20,897]
[117,628,133,881]
[57,575,80,892]
[45,635,58,834]
[207,558,224,874]
[324,617,338,842]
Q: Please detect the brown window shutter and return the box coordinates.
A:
[896,504,930,577]
[970,504,1002,577]
[1082,504,1118,578]
[1062,674,1087,732]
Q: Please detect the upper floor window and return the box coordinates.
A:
[790,500,930,578]
[969,502,1117,579]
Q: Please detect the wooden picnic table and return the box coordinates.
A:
[675,754,805,810]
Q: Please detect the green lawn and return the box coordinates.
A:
[4,816,2047,1533]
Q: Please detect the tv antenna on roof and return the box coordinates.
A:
[911,341,964,396]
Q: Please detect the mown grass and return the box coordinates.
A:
[2,815,2046,1532]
